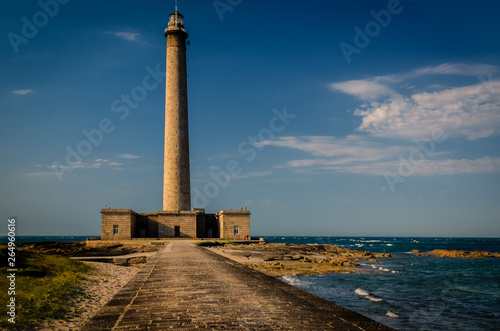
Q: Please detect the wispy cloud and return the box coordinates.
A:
[412,63,499,77]
[260,136,500,176]
[12,89,33,95]
[231,171,274,180]
[257,135,403,162]
[119,153,142,159]
[329,80,396,101]
[376,63,500,83]
[27,158,128,178]
[103,31,141,41]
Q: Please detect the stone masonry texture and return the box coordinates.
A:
[82,242,394,330]
[163,18,191,212]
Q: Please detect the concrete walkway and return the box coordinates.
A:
[82,242,393,330]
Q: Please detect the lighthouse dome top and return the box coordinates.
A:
[168,11,184,27]
[169,11,183,18]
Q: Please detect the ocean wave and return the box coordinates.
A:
[281,274,312,287]
[367,295,383,302]
[386,244,393,246]
[355,288,383,302]
[369,264,398,273]
[386,311,401,318]
[361,240,382,243]
[355,288,369,296]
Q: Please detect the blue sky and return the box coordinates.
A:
[1,0,499,237]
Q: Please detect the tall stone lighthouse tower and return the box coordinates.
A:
[163,10,191,211]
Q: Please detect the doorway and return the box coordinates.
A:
[174,226,180,237]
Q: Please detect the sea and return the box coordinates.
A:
[2,236,499,330]
[263,236,500,331]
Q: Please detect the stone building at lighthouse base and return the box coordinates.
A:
[100,208,250,241]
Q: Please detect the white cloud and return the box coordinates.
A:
[330,63,500,141]
[103,31,141,41]
[259,135,500,176]
[330,80,396,101]
[375,63,500,83]
[352,80,500,140]
[28,158,131,177]
[339,156,500,176]
[258,135,403,162]
[12,89,33,95]
[119,153,141,159]
[231,171,274,180]
[265,63,500,178]
[413,63,499,77]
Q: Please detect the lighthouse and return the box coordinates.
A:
[163,10,191,211]
[100,6,250,241]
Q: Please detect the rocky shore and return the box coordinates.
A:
[205,242,392,276]
[411,249,500,258]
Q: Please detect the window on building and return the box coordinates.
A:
[234,225,239,235]
[113,225,119,235]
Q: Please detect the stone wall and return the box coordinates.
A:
[218,210,251,240]
[100,209,250,240]
[101,209,137,240]
[157,211,198,238]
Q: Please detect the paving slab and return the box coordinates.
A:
[82,242,394,330]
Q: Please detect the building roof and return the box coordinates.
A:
[169,11,183,17]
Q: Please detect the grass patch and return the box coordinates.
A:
[0,245,95,330]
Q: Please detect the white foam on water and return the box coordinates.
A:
[281,274,312,287]
[370,265,377,269]
[386,311,401,318]
[355,288,383,302]
[354,288,369,296]
[386,243,393,246]
[366,295,383,302]
[361,240,381,243]
[378,267,390,272]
